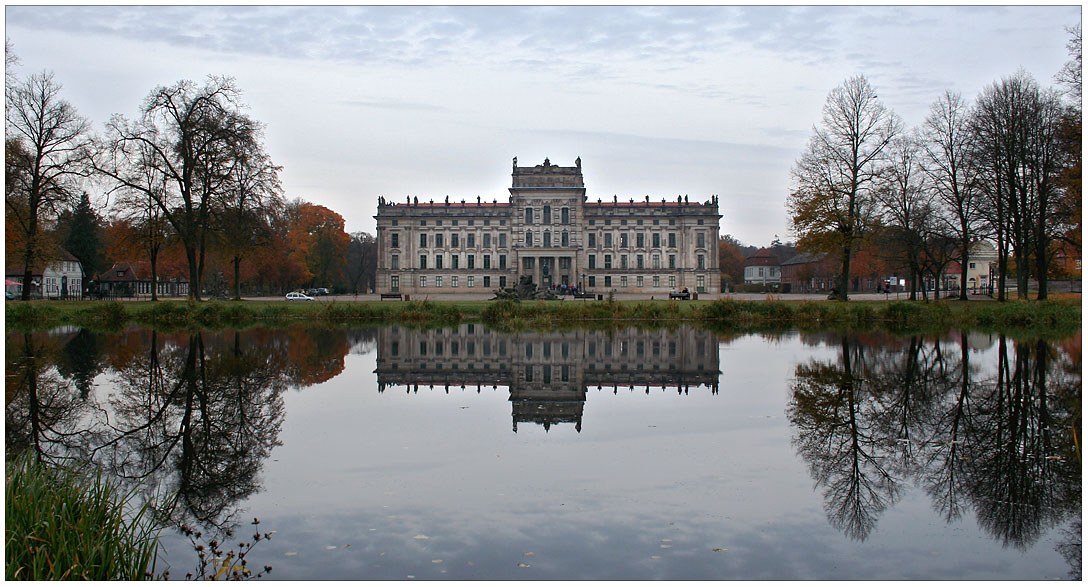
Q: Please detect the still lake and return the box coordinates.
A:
[5,324,1081,580]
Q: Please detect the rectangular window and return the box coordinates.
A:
[653,275,660,288]
[498,276,505,288]
[589,276,596,287]
[467,275,475,288]
[419,255,427,269]
[561,231,569,247]
[697,232,705,248]
[525,207,533,224]
[620,233,628,248]
[605,276,612,287]
[451,233,459,247]
[637,275,644,287]
[669,254,676,269]
[499,254,507,269]
[391,275,400,291]
[604,233,613,248]
[621,255,628,269]
[435,255,443,269]
[653,254,660,269]
[621,275,628,287]
[484,255,491,269]
[588,233,596,247]
[499,233,506,247]
[637,254,644,269]
[391,254,399,269]
[483,233,491,248]
[652,233,661,248]
[561,207,569,224]
[669,233,677,248]
[391,233,399,248]
[525,232,533,246]
[543,205,551,224]
[435,234,444,248]
[523,257,534,270]
[420,233,428,247]
[605,254,612,269]
[468,254,475,269]
[697,274,706,293]
[698,255,705,270]
[669,275,676,289]
[468,233,476,247]
[420,275,427,288]
[436,276,443,288]
[589,255,596,269]
[484,276,491,287]
[543,232,551,247]
[452,255,459,269]
[636,233,644,248]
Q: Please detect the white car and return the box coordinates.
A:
[285,292,314,301]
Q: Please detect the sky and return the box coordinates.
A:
[5,4,1081,246]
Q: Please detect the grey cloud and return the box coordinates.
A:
[341,99,447,113]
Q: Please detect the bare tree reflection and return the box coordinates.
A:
[5,331,92,463]
[790,331,1081,568]
[788,336,901,540]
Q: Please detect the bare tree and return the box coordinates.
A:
[212,131,283,300]
[921,91,982,300]
[789,75,901,300]
[98,76,256,300]
[6,71,93,300]
[874,133,932,299]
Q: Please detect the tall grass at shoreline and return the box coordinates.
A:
[6,454,163,580]
[4,297,1080,336]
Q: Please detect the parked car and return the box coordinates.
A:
[5,291,15,300]
[285,291,314,301]
[315,287,330,296]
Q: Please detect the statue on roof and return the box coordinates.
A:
[575,156,581,169]
[543,157,550,168]
[513,156,517,171]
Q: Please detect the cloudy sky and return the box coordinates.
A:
[5,4,1080,246]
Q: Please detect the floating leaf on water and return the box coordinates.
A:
[406,575,415,579]
[326,546,337,550]
[661,539,672,543]
[712,548,728,552]
[285,552,298,556]
[345,544,352,548]
[413,535,429,540]
[524,552,535,556]
[518,563,531,568]
[651,555,662,559]
[432,559,443,564]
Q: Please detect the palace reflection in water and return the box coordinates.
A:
[374,324,721,432]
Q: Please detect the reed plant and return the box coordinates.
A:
[6,454,163,580]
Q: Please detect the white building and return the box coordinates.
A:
[375,158,722,296]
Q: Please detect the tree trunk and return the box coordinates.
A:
[232,255,242,300]
[839,243,852,301]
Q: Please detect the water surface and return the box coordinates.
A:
[5,325,1080,580]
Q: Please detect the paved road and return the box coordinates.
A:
[254,291,998,303]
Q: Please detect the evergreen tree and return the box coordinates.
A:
[63,192,103,282]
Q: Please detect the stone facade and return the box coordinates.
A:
[375,158,722,295]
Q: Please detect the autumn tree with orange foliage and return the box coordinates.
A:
[285,200,350,289]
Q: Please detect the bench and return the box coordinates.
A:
[669,292,691,300]
[573,293,595,299]
[380,293,403,300]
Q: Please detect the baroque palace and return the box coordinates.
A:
[374,157,721,295]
